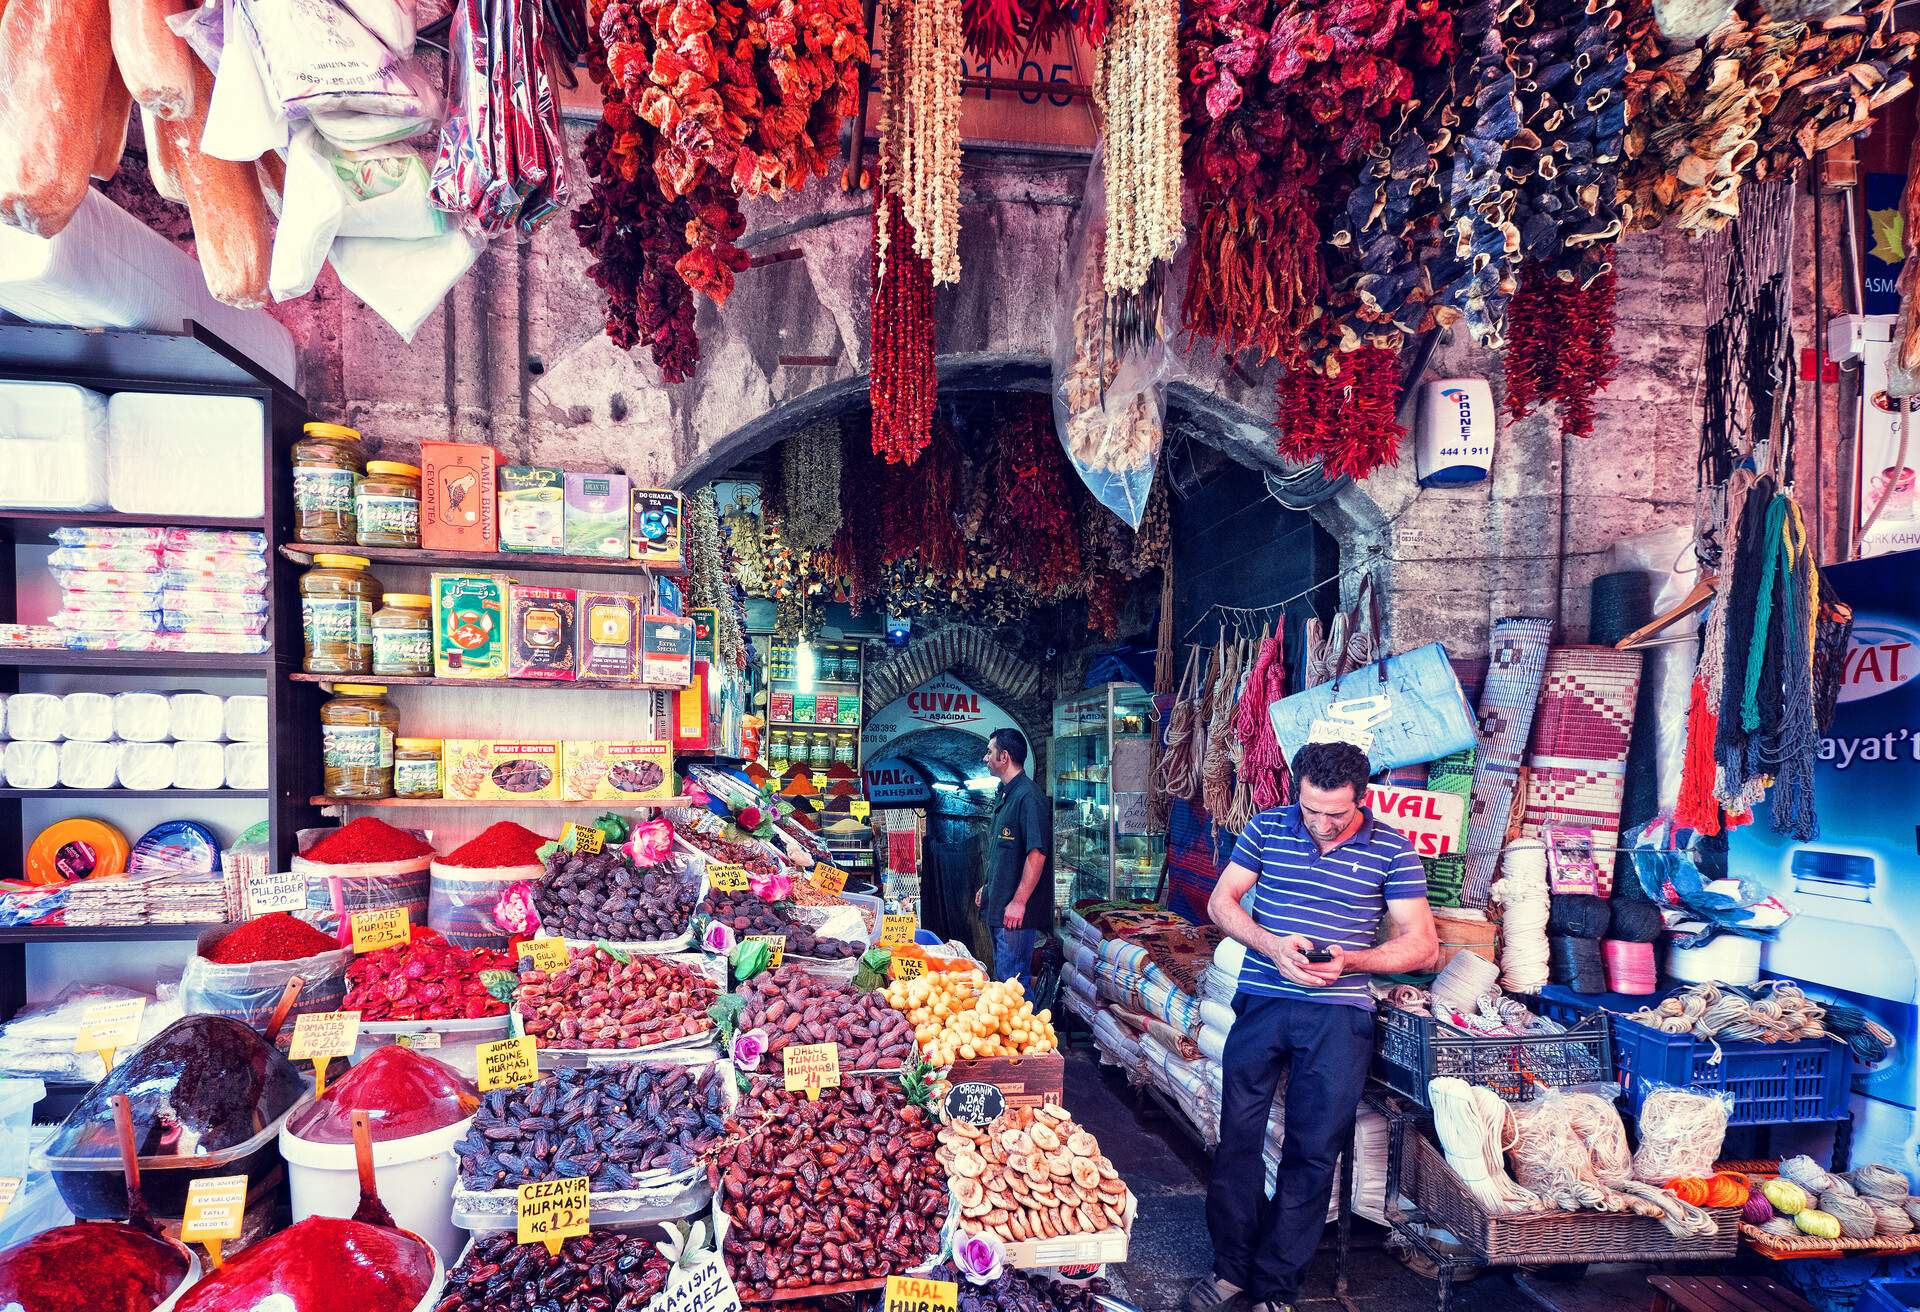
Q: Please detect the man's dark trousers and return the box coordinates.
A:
[1205,994,1373,1305]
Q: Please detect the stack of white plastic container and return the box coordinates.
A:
[0,691,269,790]
[46,527,270,654]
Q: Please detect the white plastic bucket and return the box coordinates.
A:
[279,1118,472,1266]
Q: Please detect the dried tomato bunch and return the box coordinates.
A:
[977,395,1086,597]
[1276,346,1405,481]
[603,0,869,202]
[878,420,968,575]
[870,195,937,464]
[1503,263,1618,439]
[963,0,1110,60]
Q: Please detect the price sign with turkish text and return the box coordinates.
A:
[350,906,411,953]
[478,1035,540,1092]
[518,937,570,972]
[782,1042,841,1100]
[745,934,786,967]
[181,1175,248,1243]
[0,1177,19,1222]
[884,1275,959,1312]
[244,867,307,917]
[72,997,146,1063]
[811,863,848,896]
[706,863,750,892]
[879,914,917,948]
[518,1176,591,1255]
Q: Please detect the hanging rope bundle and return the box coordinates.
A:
[1231,630,1291,814]
[1849,1164,1914,1203]
[1201,636,1244,825]
[1490,840,1551,994]
[1618,981,1898,1063]
[1156,646,1206,805]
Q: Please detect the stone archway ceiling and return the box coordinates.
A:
[867,626,1044,708]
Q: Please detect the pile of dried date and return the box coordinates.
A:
[736,962,916,1068]
[699,889,862,958]
[519,948,717,1050]
[436,1230,671,1311]
[534,845,697,942]
[709,1076,946,1296]
[457,1063,729,1191]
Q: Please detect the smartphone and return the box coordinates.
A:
[1304,945,1334,964]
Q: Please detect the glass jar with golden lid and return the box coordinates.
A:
[371,592,432,676]
[355,460,421,548]
[320,683,398,799]
[300,553,380,675]
[393,738,442,799]
[293,422,365,544]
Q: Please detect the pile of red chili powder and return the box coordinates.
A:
[206,913,340,965]
[440,821,549,869]
[300,817,434,864]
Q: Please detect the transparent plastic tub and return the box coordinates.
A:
[354,1013,511,1081]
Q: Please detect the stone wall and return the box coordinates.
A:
[257,128,1724,660]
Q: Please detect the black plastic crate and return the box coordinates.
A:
[1375,1005,1612,1108]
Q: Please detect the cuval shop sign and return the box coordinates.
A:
[1363,784,1466,858]
[861,672,1020,759]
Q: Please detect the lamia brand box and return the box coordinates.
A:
[442,739,562,800]
[564,472,630,559]
[508,584,577,680]
[499,466,564,553]
[421,442,498,552]
[431,572,509,679]
[630,489,684,568]
[578,591,639,681]
[562,740,674,801]
[1733,548,1920,1170]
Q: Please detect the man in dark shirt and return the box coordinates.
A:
[975,726,1052,991]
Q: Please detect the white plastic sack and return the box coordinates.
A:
[5,695,62,742]
[198,1,292,163]
[272,127,449,301]
[3,742,57,790]
[108,393,266,519]
[113,691,173,742]
[168,692,227,742]
[330,226,485,340]
[237,0,439,137]
[58,693,114,742]
[58,741,121,790]
[172,741,226,790]
[225,695,269,743]
[117,742,177,791]
[224,742,269,790]
[0,382,109,511]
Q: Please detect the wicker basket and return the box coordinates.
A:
[1433,910,1499,969]
[1407,1132,1742,1264]
[1740,1223,1920,1261]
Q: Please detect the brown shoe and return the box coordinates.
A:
[1184,1275,1247,1312]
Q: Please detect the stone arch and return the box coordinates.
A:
[864,623,1052,773]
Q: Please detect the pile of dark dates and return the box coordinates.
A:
[699,889,861,959]
[435,1231,670,1311]
[535,845,696,942]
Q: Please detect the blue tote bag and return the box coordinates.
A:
[1267,642,1476,773]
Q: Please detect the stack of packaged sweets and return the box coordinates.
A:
[47,528,271,653]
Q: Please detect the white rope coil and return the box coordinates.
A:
[1428,1077,1541,1216]
[1489,840,1550,994]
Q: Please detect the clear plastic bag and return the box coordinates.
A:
[50,609,162,632]
[166,528,268,552]
[162,611,269,635]
[48,547,164,572]
[1631,1084,1734,1183]
[56,589,165,612]
[51,526,167,548]
[162,588,270,615]
[1050,142,1169,529]
[180,932,353,1044]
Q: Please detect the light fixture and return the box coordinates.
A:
[796,640,818,693]
[965,776,999,792]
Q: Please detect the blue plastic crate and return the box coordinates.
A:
[1859,1279,1920,1312]
[1610,1016,1851,1126]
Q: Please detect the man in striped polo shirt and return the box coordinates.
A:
[1189,741,1437,1312]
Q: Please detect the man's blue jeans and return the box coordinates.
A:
[991,926,1040,993]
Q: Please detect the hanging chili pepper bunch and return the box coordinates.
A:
[1275,348,1406,480]
[1503,263,1618,439]
[870,195,938,464]
[877,420,970,577]
[963,0,1109,61]
[974,395,1086,598]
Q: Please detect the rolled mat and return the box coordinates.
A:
[1461,618,1555,907]
[1519,646,1644,897]
[1549,934,1608,993]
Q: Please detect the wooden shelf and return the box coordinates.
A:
[0,509,265,539]
[0,788,269,800]
[288,670,678,693]
[0,922,230,944]
[310,795,694,809]
[0,648,275,674]
[766,720,859,730]
[281,542,658,576]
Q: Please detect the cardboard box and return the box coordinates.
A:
[793,693,817,724]
[641,613,693,686]
[653,574,685,617]
[945,1052,1065,1112]
[578,592,639,681]
[509,584,577,680]
[421,442,499,551]
[564,472,630,558]
[630,488,684,567]
[674,661,712,753]
[770,691,792,722]
[817,694,840,725]
[690,608,716,664]
[431,572,509,679]
[442,740,562,800]
[563,740,674,801]
[499,466,564,553]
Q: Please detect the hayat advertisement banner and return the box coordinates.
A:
[1734,548,1920,1172]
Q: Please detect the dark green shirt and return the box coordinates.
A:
[985,770,1053,930]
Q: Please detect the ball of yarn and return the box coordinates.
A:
[1797,1209,1843,1240]
[1548,894,1613,939]
[1607,895,1665,943]
[1761,1216,1803,1238]
[1820,1191,1877,1240]
[1904,1197,1920,1227]
[1549,935,1607,993]
[1780,1154,1845,1197]
[1762,1178,1810,1215]
[1848,1163,1912,1202]
[1869,1198,1915,1236]
[1601,939,1657,995]
[1431,950,1503,1015]
[1743,1189,1775,1225]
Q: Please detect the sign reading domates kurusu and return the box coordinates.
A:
[861,672,1021,758]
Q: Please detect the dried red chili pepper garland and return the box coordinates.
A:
[870,195,938,464]
[980,395,1085,597]
[1276,347,1406,481]
[963,0,1109,60]
[1503,263,1619,440]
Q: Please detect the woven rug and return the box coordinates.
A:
[1164,797,1223,925]
[1519,646,1644,896]
[1461,619,1555,907]
[1422,658,1489,907]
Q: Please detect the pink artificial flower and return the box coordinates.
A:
[737,804,765,831]
[627,818,676,865]
[686,784,712,807]
[732,1028,769,1071]
[703,920,737,955]
[493,882,538,935]
[953,1231,1005,1284]
[748,869,792,903]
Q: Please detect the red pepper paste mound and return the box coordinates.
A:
[205,913,340,965]
[175,1216,434,1312]
[300,817,433,865]
[0,1221,190,1312]
[286,1044,478,1145]
[440,821,549,869]
[342,927,512,1022]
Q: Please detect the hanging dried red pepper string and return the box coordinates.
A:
[1275,346,1405,481]
[1503,263,1619,440]
[963,0,1110,60]
[870,195,938,464]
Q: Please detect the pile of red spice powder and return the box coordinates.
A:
[205,913,340,965]
[300,817,434,865]
[441,821,550,869]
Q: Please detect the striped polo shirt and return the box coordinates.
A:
[1229,804,1427,1009]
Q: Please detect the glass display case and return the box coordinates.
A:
[1050,682,1165,907]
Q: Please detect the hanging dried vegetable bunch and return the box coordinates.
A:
[760,514,832,637]
[976,395,1087,599]
[875,0,965,285]
[602,0,869,203]
[870,195,939,464]
[963,0,1110,61]
[1503,264,1620,439]
[1275,348,1407,481]
[775,419,844,553]
[1079,477,1167,636]
[687,487,746,668]
[1094,0,1182,340]
[877,420,969,577]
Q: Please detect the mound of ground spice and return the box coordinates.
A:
[205,913,340,965]
[300,817,434,865]
[441,821,550,869]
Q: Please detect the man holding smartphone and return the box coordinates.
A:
[1188,740,1438,1312]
